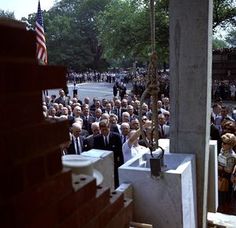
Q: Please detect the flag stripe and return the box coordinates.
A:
[35,1,47,64]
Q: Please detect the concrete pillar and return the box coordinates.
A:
[169,1,213,228]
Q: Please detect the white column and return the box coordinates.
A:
[169,0,213,227]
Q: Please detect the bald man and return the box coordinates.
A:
[67,122,85,154]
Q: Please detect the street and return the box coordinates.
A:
[46,82,131,101]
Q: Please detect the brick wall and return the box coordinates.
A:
[0,20,132,228]
[212,49,236,81]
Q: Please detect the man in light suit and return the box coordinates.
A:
[94,119,124,188]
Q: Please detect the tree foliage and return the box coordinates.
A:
[0,9,15,19]
[97,0,169,66]
[213,0,236,29]
[213,38,229,49]
[22,0,236,70]
[225,29,236,47]
[26,0,110,71]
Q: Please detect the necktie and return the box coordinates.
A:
[117,108,120,118]
[105,136,108,147]
[161,125,164,138]
[75,138,80,154]
[123,136,126,144]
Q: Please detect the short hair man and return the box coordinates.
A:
[93,119,124,188]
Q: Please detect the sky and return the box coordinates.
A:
[0,0,55,19]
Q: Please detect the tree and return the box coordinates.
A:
[213,0,236,29]
[0,9,15,19]
[225,29,236,47]
[25,0,110,71]
[97,0,169,67]
[213,38,229,49]
[22,0,236,70]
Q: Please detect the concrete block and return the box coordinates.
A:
[119,152,197,228]
[208,140,218,213]
[82,149,114,189]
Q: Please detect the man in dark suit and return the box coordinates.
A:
[109,114,121,135]
[83,122,100,151]
[94,119,124,188]
[210,116,221,154]
[67,122,85,154]
[127,105,138,121]
[55,89,69,106]
[113,99,126,124]
[81,104,95,135]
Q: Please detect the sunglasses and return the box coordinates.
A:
[222,141,229,145]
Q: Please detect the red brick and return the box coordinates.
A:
[10,170,73,223]
[82,190,125,228]
[105,198,133,228]
[0,25,36,61]
[25,155,46,186]
[46,149,63,176]
[37,65,67,90]
[0,63,39,94]
[3,176,97,228]
[0,91,43,129]
[58,185,110,228]
[0,165,25,202]
[23,204,58,228]
[0,135,10,168]
[57,175,97,223]
[91,190,124,228]
[0,204,17,228]
[0,63,67,95]
[1,120,70,165]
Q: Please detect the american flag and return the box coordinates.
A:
[35,1,47,64]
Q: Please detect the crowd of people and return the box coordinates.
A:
[67,71,132,84]
[42,87,170,187]
[212,80,236,101]
[211,99,236,213]
[42,78,236,211]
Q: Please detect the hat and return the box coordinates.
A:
[62,155,103,186]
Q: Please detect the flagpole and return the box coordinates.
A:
[35,0,49,98]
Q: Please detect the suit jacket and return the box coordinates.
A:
[67,136,85,154]
[54,96,69,106]
[210,123,222,154]
[94,132,123,188]
[83,135,95,151]
[130,114,138,121]
[112,108,127,123]
[93,132,124,167]
[110,124,121,135]
[81,115,95,134]
[158,124,170,138]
